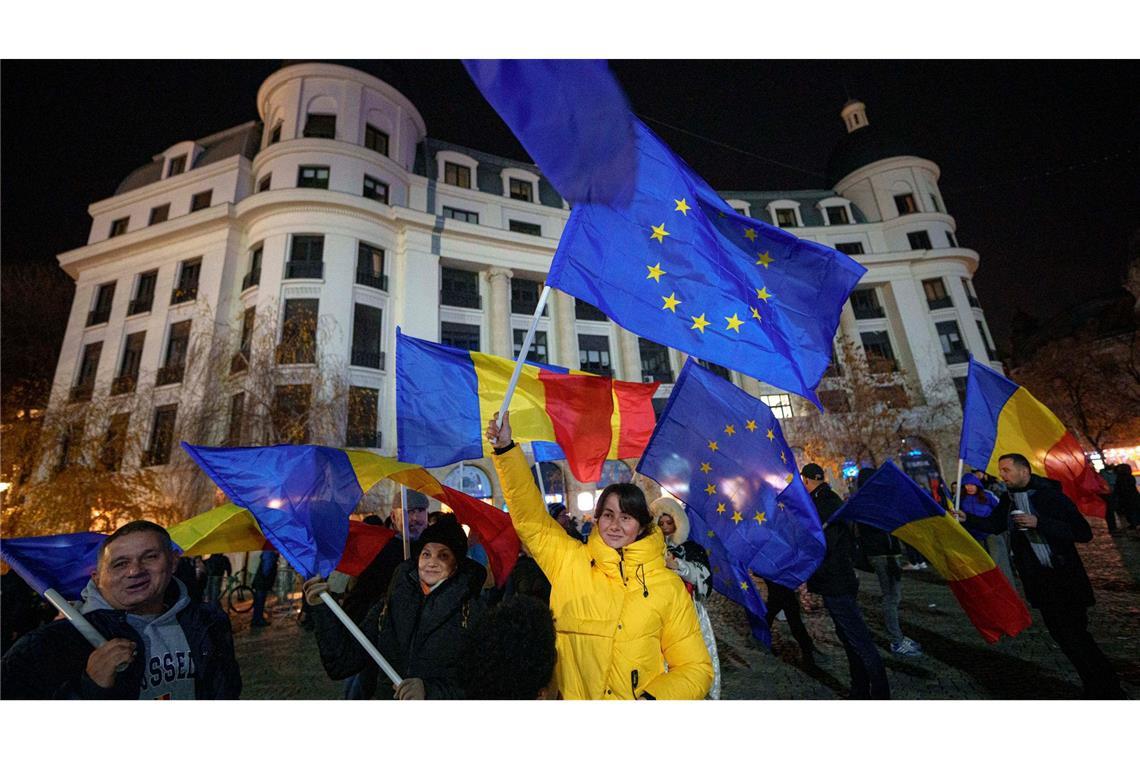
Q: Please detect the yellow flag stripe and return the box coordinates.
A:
[892,514,995,582]
[168,503,266,555]
[471,352,556,458]
[987,386,1068,476]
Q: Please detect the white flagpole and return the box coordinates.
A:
[496,285,552,421]
[43,588,107,649]
[534,457,548,504]
[952,458,965,516]
[318,591,402,686]
[400,485,411,560]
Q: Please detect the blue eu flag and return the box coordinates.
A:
[637,360,825,590]
[547,119,866,406]
[687,507,772,647]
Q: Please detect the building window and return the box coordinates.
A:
[775,208,798,227]
[167,155,186,177]
[638,338,673,383]
[818,389,850,413]
[946,230,959,248]
[575,298,609,322]
[57,419,86,472]
[444,161,472,189]
[287,235,324,279]
[760,393,794,420]
[71,341,102,401]
[190,190,212,212]
[442,206,478,224]
[513,329,548,364]
[347,386,381,448]
[272,386,311,444]
[363,174,389,203]
[509,178,534,202]
[303,113,336,139]
[356,243,387,290]
[929,193,943,213]
[146,405,178,466]
[297,165,330,189]
[158,320,191,385]
[907,230,932,250]
[100,413,130,472]
[87,282,116,326]
[697,358,732,381]
[109,217,129,237]
[860,331,897,371]
[112,331,145,395]
[977,320,995,360]
[849,287,884,320]
[232,306,255,373]
[269,123,282,145]
[445,464,494,500]
[441,267,481,309]
[364,124,389,156]
[226,393,245,446]
[578,334,613,376]
[509,219,542,236]
[351,303,384,369]
[962,278,979,307]
[936,321,969,365]
[510,277,545,315]
[825,206,850,225]
[172,258,200,304]
[834,241,865,257]
[922,277,953,309]
[440,322,480,351]
[149,204,170,225]
[243,245,262,290]
[277,299,319,365]
[257,174,272,193]
[953,376,968,408]
[894,193,917,215]
[130,270,157,315]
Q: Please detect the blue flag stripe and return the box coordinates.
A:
[959,356,1018,466]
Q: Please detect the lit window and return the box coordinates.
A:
[760,394,794,419]
[775,208,798,227]
[444,162,472,189]
[894,193,917,215]
[298,166,330,189]
[509,178,534,202]
[922,278,953,309]
[363,175,389,203]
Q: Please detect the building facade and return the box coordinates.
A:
[47,63,1002,518]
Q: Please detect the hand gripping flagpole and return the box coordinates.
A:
[318,590,402,686]
[42,588,108,649]
[495,285,552,421]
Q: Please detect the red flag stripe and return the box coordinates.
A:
[947,566,1033,644]
[613,379,659,459]
[537,370,614,482]
[1044,431,1108,518]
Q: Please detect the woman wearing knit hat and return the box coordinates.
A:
[649,496,721,699]
[303,514,485,699]
[486,412,713,700]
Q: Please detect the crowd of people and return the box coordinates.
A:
[0,411,1133,700]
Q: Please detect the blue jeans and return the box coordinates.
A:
[823,593,890,699]
[868,556,904,644]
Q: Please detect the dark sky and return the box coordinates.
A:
[3,59,1138,354]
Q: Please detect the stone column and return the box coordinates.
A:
[486,267,513,358]
[549,290,579,368]
[618,327,642,382]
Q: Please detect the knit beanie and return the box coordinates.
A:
[415,514,468,559]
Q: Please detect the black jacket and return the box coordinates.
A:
[312,557,486,699]
[964,474,1094,609]
[806,483,859,596]
[857,524,901,557]
[1,583,241,699]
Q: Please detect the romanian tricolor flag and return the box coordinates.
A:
[395,328,658,482]
[960,357,1107,518]
[835,461,1031,644]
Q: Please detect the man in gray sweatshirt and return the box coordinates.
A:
[2,520,241,699]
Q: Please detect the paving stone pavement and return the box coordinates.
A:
[232,525,1140,699]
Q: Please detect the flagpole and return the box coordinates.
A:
[318,591,402,686]
[43,588,108,649]
[496,285,551,421]
[952,458,965,516]
[400,485,411,560]
[534,456,548,504]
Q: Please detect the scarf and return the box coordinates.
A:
[1010,490,1054,568]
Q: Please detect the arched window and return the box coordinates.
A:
[444,464,493,502]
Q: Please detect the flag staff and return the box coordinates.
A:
[42,588,108,649]
[400,484,411,560]
[952,458,965,517]
[317,590,402,686]
[495,285,552,421]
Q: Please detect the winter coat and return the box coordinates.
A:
[958,473,1000,542]
[806,483,859,597]
[1,579,241,699]
[312,556,486,699]
[494,444,713,700]
[964,474,1095,609]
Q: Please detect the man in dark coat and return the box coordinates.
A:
[960,452,1123,698]
[803,463,890,699]
[1,521,241,699]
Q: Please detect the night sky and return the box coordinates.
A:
[3,59,1137,354]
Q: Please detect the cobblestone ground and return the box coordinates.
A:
[233,524,1140,699]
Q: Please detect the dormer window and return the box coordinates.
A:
[767,200,803,229]
[509,178,534,202]
[727,201,751,217]
[444,162,472,189]
[167,155,187,178]
[776,209,798,228]
[109,217,130,238]
[303,113,336,140]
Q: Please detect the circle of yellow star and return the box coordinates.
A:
[690,313,710,333]
[699,462,712,474]
[750,306,762,322]
[661,292,681,312]
[745,419,757,432]
[704,483,717,495]
[731,511,743,524]
[766,428,776,441]
[649,223,670,243]
[755,251,773,268]
[739,581,749,591]
[725,313,744,333]
[785,473,794,484]
[716,502,726,514]
[780,451,787,463]
[707,440,719,452]
[756,286,773,302]
[754,511,767,526]
[743,228,758,242]
[646,262,666,282]
[674,198,691,215]
[724,424,736,436]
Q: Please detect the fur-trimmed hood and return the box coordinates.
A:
[649,496,689,546]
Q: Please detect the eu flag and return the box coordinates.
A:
[637,360,825,589]
[687,507,772,647]
[0,533,106,599]
[547,119,866,406]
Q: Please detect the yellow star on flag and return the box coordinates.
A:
[750,306,762,322]
[755,251,773,268]
[731,511,743,524]
[649,223,670,243]
[745,419,757,432]
[707,530,715,538]
[785,473,794,484]
[674,198,691,215]
[700,461,712,474]
[690,313,710,333]
[661,292,681,312]
[739,581,749,591]
[766,428,776,441]
[777,501,786,511]
[646,262,666,282]
[725,313,744,332]
[754,511,767,526]
[780,451,787,463]
[743,228,757,241]
[724,424,736,436]
[756,286,773,302]
[716,502,726,514]
[705,483,717,495]
[707,440,719,452]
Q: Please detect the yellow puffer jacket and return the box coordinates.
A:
[494,445,713,700]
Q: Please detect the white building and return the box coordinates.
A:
[47,63,1001,516]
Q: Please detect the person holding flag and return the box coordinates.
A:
[486,412,713,700]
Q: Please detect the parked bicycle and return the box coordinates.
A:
[221,570,254,614]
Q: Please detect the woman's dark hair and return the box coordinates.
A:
[593,483,653,529]
[458,595,556,699]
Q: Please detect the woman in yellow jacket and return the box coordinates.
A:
[486,413,713,700]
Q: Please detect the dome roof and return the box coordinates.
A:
[826,120,925,186]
